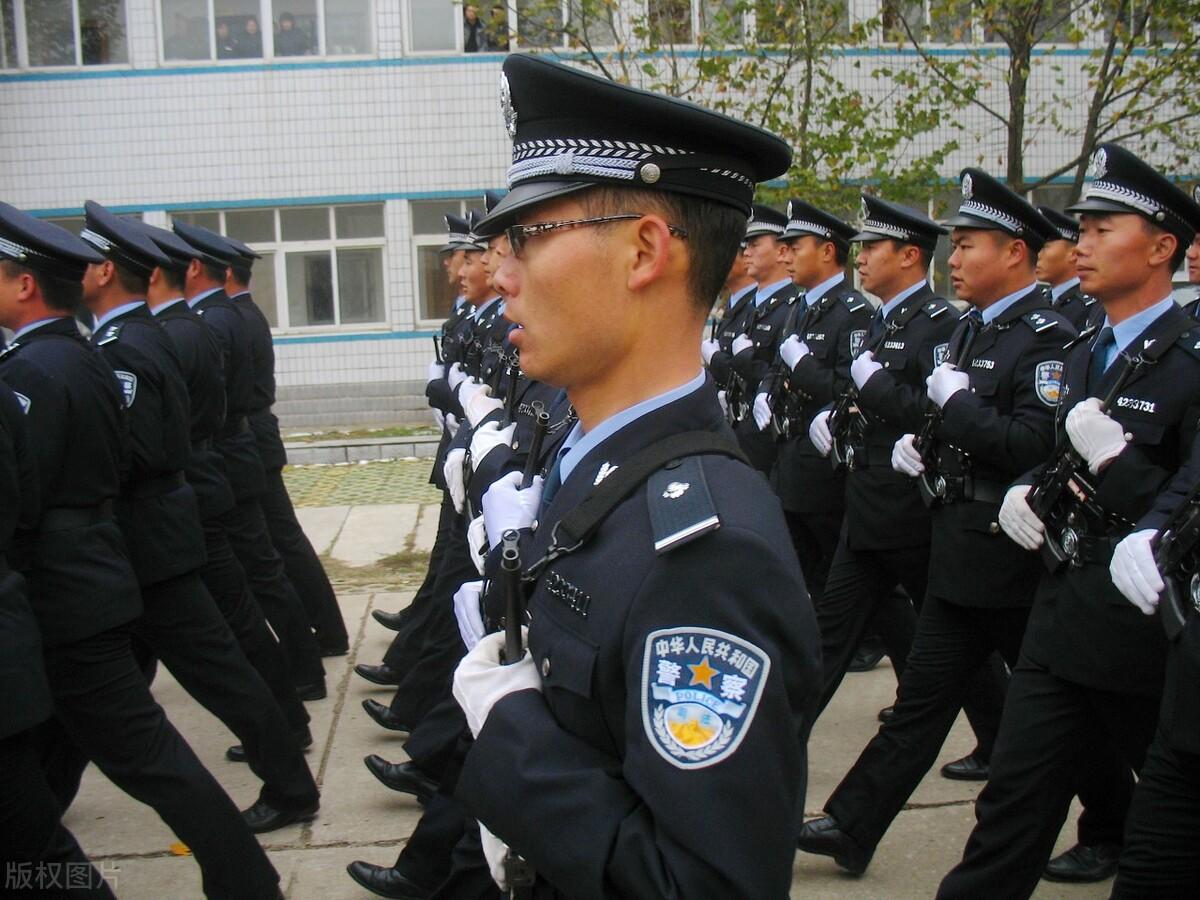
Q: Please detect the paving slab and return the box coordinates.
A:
[294,506,351,556]
[412,503,440,554]
[329,505,420,567]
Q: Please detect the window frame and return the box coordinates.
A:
[1,0,131,71]
[410,198,471,327]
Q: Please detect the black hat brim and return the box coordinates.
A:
[943,212,1007,231]
[475,181,594,237]
[1065,197,1138,216]
[850,229,890,243]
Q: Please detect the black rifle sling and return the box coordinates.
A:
[524,431,748,582]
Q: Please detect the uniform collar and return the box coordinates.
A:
[980,282,1038,325]
[473,296,502,320]
[94,299,146,331]
[879,278,928,318]
[228,289,251,301]
[755,277,792,307]
[187,286,222,309]
[1049,276,1080,302]
[557,369,706,485]
[1106,295,1177,357]
[152,297,187,316]
[804,272,845,306]
[13,316,65,340]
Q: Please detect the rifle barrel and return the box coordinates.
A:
[500,529,523,665]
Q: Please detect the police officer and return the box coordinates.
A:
[173,220,327,700]
[753,199,873,605]
[76,202,319,834]
[797,172,1074,875]
[939,143,1200,899]
[1036,205,1100,330]
[448,53,820,898]
[223,239,349,657]
[700,243,757,416]
[0,202,281,899]
[1184,184,1200,319]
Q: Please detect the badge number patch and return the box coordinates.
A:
[1035,360,1064,407]
[641,626,770,770]
[114,370,138,407]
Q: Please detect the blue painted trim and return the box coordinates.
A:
[273,329,438,346]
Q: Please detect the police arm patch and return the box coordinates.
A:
[849,329,866,358]
[114,371,138,407]
[641,626,770,770]
[1035,360,1064,407]
[933,343,950,367]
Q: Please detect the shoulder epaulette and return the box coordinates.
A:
[1021,310,1061,334]
[1063,323,1099,352]
[96,323,124,345]
[842,293,869,313]
[0,341,20,361]
[1177,328,1200,361]
[646,456,721,556]
[923,300,951,318]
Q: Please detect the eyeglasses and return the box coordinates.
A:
[504,214,689,259]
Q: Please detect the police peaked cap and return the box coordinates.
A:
[781,198,856,249]
[172,220,240,268]
[744,204,789,240]
[945,169,1059,251]
[1036,206,1080,243]
[441,213,475,252]
[853,194,946,253]
[472,191,512,240]
[134,220,203,273]
[81,201,171,277]
[0,201,103,280]
[462,210,489,251]
[477,54,793,234]
[222,233,262,265]
[1067,143,1200,248]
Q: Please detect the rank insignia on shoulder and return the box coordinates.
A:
[97,324,122,345]
[849,329,866,357]
[13,391,30,414]
[114,370,138,407]
[641,626,770,770]
[1035,360,1064,407]
[647,456,720,555]
[594,461,619,486]
[1022,311,1057,333]
[925,302,949,318]
[933,342,950,366]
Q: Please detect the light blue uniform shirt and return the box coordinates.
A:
[1051,277,1080,302]
[755,277,793,308]
[804,273,844,307]
[981,282,1038,325]
[728,283,755,309]
[151,297,187,316]
[12,317,63,340]
[1100,295,1176,371]
[187,287,221,309]
[94,300,146,331]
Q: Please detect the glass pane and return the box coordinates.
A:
[280,207,330,241]
[161,0,210,59]
[336,248,385,324]
[325,0,372,55]
[27,0,76,66]
[249,250,278,328]
[567,0,616,46]
[274,1,317,56]
[698,0,740,39]
[2,0,17,68]
[286,251,335,326]
[172,211,221,232]
[409,0,457,50]
[515,0,562,48]
[215,0,263,59]
[335,204,384,239]
[43,215,86,236]
[417,245,456,320]
[484,3,510,50]
[881,0,923,42]
[648,0,691,43]
[928,0,972,43]
[79,0,127,63]
[411,199,463,235]
[225,209,275,243]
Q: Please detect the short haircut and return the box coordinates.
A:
[229,264,252,286]
[160,264,186,291]
[578,186,746,311]
[0,259,82,313]
[1140,218,1187,270]
[833,241,849,267]
[201,259,227,283]
[887,239,933,272]
[112,260,149,296]
[985,230,1039,269]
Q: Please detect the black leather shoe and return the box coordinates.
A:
[320,644,349,657]
[848,643,886,673]
[941,753,989,781]
[372,609,408,632]
[364,755,438,803]
[362,698,413,732]
[346,861,434,899]
[796,816,873,875]
[296,681,327,701]
[877,705,896,724]
[226,727,313,763]
[241,797,319,833]
[1042,842,1121,883]
[355,663,403,686]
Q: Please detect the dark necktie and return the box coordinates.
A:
[1088,326,1115,390]
[866,308,886,346]
[540,445,569,513]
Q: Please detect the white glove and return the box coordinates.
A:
[444,447,467,514]
[998,484,1045,551]
[470,421,517,471]
[447,362,468,390]
[926,363,969,408]
[752,392,772,431]
[809,409,833,457]
[445,413,461,438]
[780,335,810,370]
[731,334,754,356]
[891,433,924,477]
[457,377,489,413]
[482,471,544,544]
[427,360,444,385]
[701,338,720,365]
[466,516,489,576]
[453,579,487,649]
[1066,397,1129,475]
[464,390,505,429]
[1110,529,1164,615]
[453,629,541,738]
[432,407,445,431]
[716,390,728,416]
[479,824,509,891]
[851,350,883,390]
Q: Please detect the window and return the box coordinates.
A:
[755,0,848,44]
[411,199,469,322]
[170,205,387,331]
[0,0,126,68]
[160,0,373,62]
[882,0,972,44]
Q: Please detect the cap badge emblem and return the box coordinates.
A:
[961,174,973,200]
[1088,148,1107,180]
[640,163,662,185]
[499,73,517,138]
[860,197,869,221]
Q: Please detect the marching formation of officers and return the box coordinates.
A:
[0,199,348,897]
[4,50,1200,900]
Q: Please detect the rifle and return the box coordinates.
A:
[522,402,550,489]
[767,297,806,440]
[432,333,443,365]
[828,319,892,470]
[1026,352,1142,573]
[914,315,980,507]
[1151,479,1200,641]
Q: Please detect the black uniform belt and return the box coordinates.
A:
[1047,526,1117,565]
[126,471,186,500]
[932,475,1007,506]
[216,416,249,439]
[40,501,115,532]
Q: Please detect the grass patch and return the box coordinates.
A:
[320,549,432,591]
[285,424,439,443]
